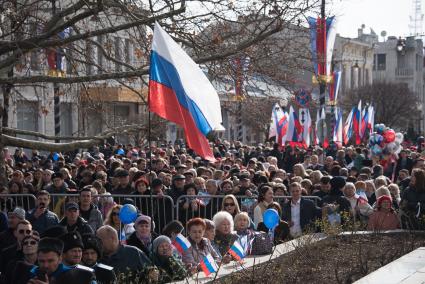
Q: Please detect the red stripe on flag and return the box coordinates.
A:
[149,81,215,161]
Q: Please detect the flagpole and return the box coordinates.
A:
[319,0,328,145]
[147,50,154,231]
[51,0,60,143]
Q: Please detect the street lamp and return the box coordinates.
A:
[353,60,360,70]
[396,37,406,53]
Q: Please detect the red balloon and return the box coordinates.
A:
[384,129,395,143]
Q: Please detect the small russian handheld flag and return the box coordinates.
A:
[228,241,245,262]
[172,233,191,254]
[200,254,218,276]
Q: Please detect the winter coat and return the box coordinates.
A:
[182,238,220,267]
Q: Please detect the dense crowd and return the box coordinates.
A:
[0,140,424,283]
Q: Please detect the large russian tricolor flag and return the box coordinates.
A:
[149,23,224,161]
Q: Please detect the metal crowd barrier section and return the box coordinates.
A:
[0,193,37,212]
[175,195,258,226]
[50,193,174,234]
[274,196,322,206]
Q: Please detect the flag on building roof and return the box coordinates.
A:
[200,254,218,276]
[149,22,224,161]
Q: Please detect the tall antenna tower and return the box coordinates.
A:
[409,0,424,37]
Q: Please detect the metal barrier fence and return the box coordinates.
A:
[0,194,37,212]
[175,195,322,227]
[1,193,321,234]
[50,194,174,234]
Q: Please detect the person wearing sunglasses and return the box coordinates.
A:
[220,195,240,218]
[3,233,40,284]
[0,220,33,275]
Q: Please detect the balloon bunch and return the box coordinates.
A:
[369,124,404,158]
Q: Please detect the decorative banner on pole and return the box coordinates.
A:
[294,89,311,108]
[299,108,312,147]
[308,16,337,83]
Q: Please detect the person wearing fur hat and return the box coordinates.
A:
[367,195,401,231]
[151,235,187,283]
[60,231,84,267]
[82,234,116,284]
[127,215,158,257]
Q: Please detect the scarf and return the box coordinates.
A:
[136,231,151,248]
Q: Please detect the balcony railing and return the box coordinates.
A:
[395,68,414,77]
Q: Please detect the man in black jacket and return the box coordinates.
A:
[59,202,94,236]
[282,182,321,238]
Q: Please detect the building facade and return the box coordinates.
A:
[332,28,376,99]
[372,36,424,131]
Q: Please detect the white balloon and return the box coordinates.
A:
[395,133,404,144]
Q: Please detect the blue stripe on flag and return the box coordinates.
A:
[150,51,213,135]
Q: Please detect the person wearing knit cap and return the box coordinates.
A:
[151,235,187,283]
[127,215,158,256]
[367,195,400,231]
[60,231,84,267]
[0,207,26,252]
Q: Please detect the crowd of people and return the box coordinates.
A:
[0,140,424,283]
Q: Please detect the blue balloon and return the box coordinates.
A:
[375,124,385,135]
[52,152,59,161]
[263,208,279,230]
[117,149,125,155]
[119,204,138,224]
[371,144,383,156]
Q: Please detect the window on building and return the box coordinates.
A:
[97,35,104,74]
[376,54,386,70]
[60,102,73,137]
[124,38,131,66]
[17,101,38,140]
[30,23,39,71]
[115,37,122,72]
[85,41,93,75]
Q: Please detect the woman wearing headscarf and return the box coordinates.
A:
[367,195,400,231]
[127,215,158,256]
[151,236,187,283]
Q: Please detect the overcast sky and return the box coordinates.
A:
[330,0,414,39]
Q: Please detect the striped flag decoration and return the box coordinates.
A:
[200,254,218,276]
[172,233,191,254]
